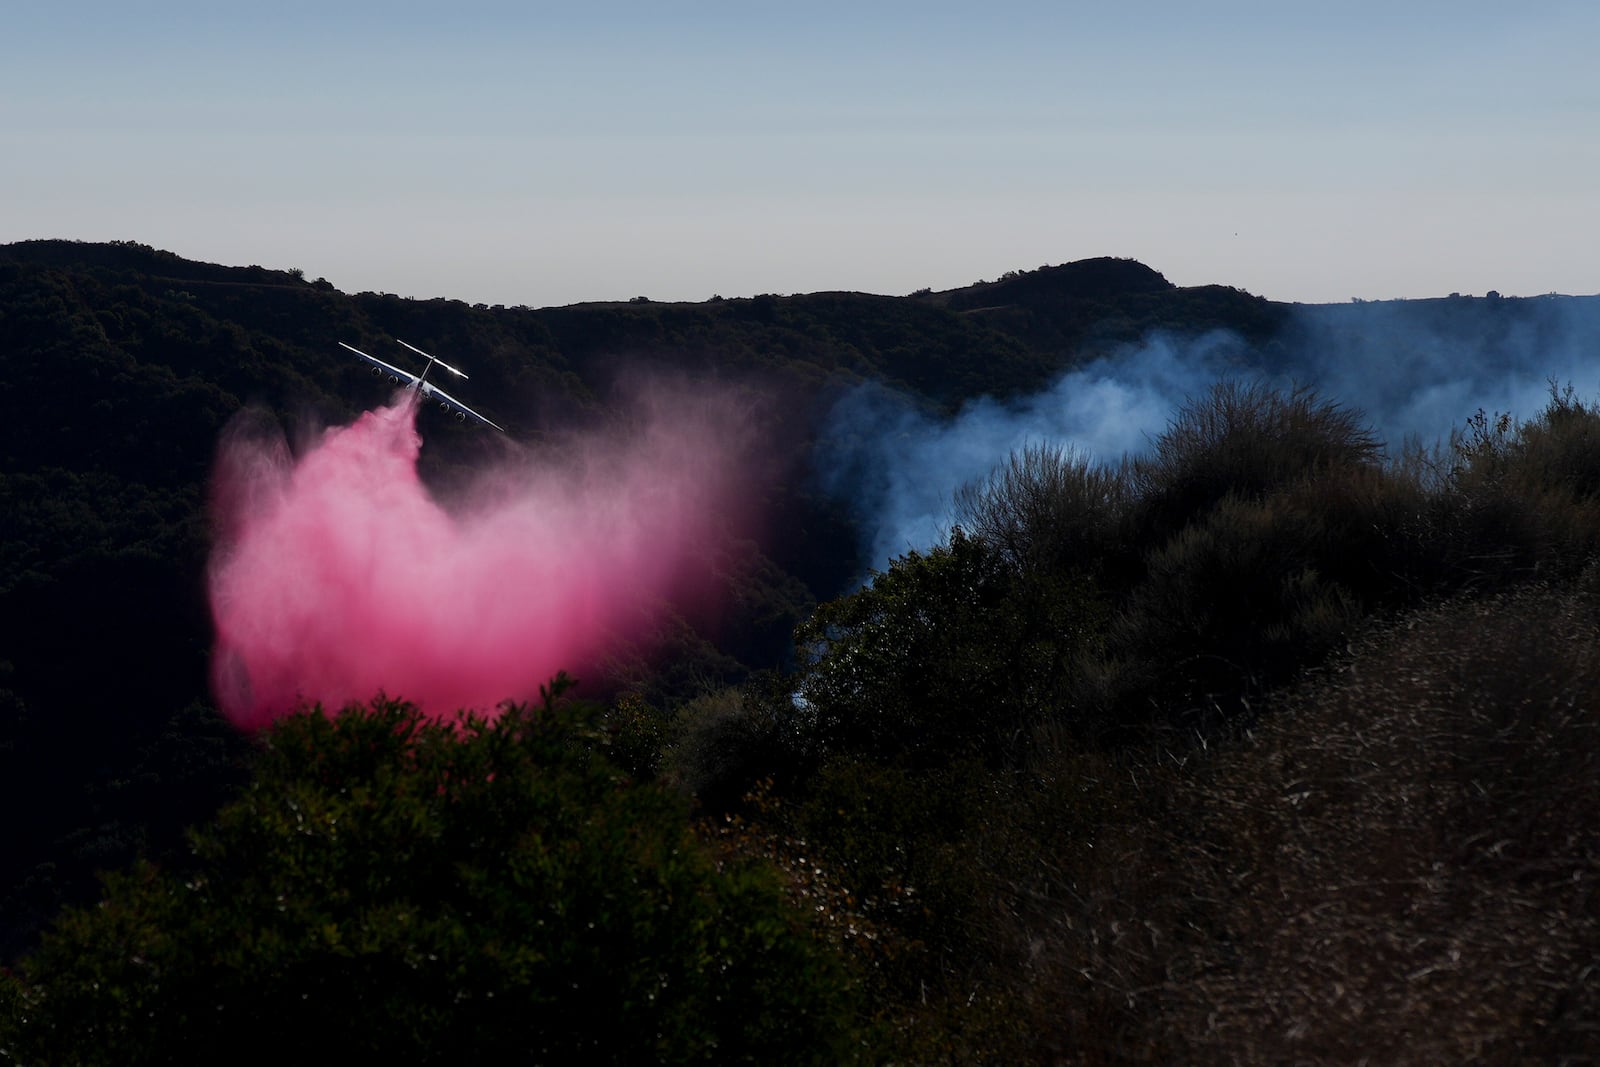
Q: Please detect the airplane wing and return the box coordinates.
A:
[340,341,419,386]
[396,338,468,379]
[418,381,505,432]
[339,341,505,432]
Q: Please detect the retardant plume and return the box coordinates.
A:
[208,385,754,730]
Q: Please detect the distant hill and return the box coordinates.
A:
[0,238,315,288]
[930,255,1175,307]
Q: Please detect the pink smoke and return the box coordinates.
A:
[208,385,754,729]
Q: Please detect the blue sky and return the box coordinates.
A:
[5,2,1595,306]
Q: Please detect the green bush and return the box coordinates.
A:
[1117,493,1360,720]
[1108,461,1438,730]
[793,531,1097,766]
[663,683,814,809]
[4,696,861,1066]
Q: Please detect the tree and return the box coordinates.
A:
[3,693,860,1065]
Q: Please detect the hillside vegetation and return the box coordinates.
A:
[1,240,1595,1062]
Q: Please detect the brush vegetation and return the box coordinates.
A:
[2,242,1598,1062]
[648,382,1600,1062]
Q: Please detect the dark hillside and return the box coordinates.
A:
[3,240,1598,1062]
[934,256,1175,309]
[0,238,311,288]
[920,258,1288,364]
[0,240,1286,958]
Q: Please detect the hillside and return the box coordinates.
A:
[2,239,1597,1061]
[0,239,1289,956]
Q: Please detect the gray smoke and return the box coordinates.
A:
[818,295,1600,575]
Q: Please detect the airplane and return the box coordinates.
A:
[339,338,504,431]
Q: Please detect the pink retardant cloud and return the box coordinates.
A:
[208,385,755,729]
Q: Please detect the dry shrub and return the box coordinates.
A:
[954,442,1134,577]
[1440,387,1600,586]
[975,586,1598,1064]
[1133,382,1381,541]
[1158,586,1600,1064]
[981,743,1201,1064]
[1454,387,1600,501]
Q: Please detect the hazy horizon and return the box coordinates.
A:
[7,2,1596,308]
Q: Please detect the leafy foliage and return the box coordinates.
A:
[704,382,1600,1060]
[793,530,1098,766]
[3,694,860,1065]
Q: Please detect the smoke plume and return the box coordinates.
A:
[821,296,1600,573]
[208,385,753,729]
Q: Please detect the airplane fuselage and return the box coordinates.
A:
[338,339,504,431]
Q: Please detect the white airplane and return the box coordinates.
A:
[339,338,504,431]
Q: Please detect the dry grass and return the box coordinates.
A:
[974,586,1599,1064]
[1156,586,1600,1064]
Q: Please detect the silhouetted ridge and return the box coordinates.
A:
[937,257,1174,312]
[0,239,312,288]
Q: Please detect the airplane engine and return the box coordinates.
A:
[336,339,500,432]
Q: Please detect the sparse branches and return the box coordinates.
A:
[953,441,1132,577]
[1133,381,1382,538]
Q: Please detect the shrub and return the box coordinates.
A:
[663,682,815,810]
[952,442,1134,579]
[1155,586,1600,1063]
[794,757,985,963]
[1104,457,1441,735]
[784,755,1046,1063]
[964,586,1600,1063]
[1508,385,1600,498]
[1133,381,1382,541]
[793,531,1097,766]
[1443,386,1600,582]
[4,697,861,1066]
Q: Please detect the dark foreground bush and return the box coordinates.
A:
[1,697,862,1066]
[1158,585,1600,1063]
